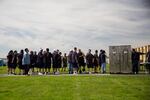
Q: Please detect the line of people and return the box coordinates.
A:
[7,47,107,75]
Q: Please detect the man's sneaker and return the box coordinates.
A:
[38,72,43,75]
[73,72,77,75]
[44,72,47,75]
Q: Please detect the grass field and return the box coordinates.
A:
[0,66,7,74]
[0,75,150,100]
[0,65,110,74]
[0,66,150,100]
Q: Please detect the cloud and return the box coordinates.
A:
[0,0,150,57]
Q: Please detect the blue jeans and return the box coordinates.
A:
[69,63,73,74]
[101,63,106,73]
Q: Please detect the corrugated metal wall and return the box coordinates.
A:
[109,45,132,73]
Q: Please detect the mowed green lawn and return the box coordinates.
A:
[0,75,150,100]
[0,66,150,100]
[0,65,110,74]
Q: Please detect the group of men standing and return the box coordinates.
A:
[7,47,107,75]
[7,48,67,75]
[68,47,107,74]
[7,47,150,75]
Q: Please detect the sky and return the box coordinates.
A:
[0,0,150,57]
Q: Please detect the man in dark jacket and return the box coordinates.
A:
[62,53,67,72]
[12,50,18,75]
[37,49,44,74]
[68,50,73,74]
[86,49,94,74]
[100,50,106,74]
[57,51,62,73]
[44,48,52,74]
[132,49,142,74]
[72,47,78,74]
[77,49,85,74]
[52,51,57,74]
[52,50,60,74]
[7,50,14,74]
[18,50,24,75]
[93,50,99,73]
[99,50,103,72]
[30,51,34,73]
[33,51,37,73]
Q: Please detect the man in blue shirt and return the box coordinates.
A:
[22,48,30,75]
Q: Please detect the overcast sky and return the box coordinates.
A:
[0,0,150,57]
